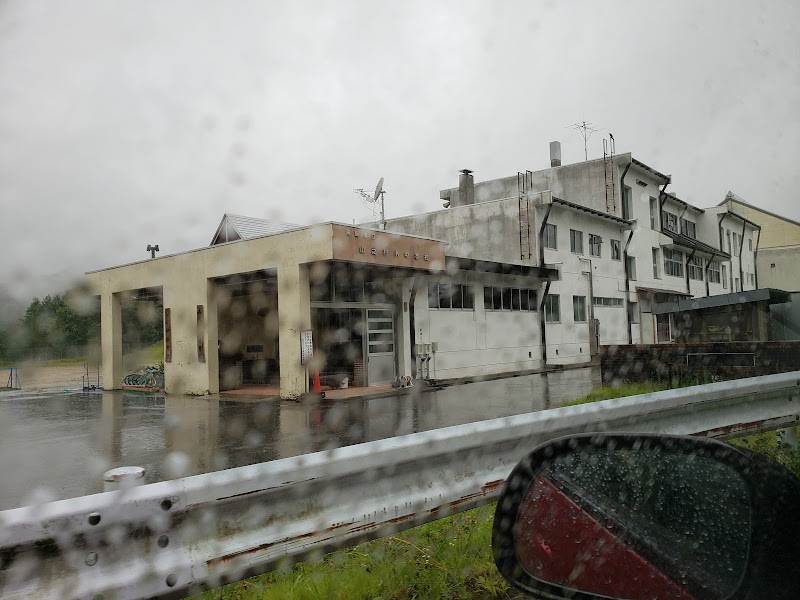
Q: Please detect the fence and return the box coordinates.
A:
[1,371,800,599]
[600,341,800,384]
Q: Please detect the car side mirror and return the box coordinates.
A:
[492,434,800,600]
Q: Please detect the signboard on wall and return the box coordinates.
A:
[331,224,445,271]
[300,330,313,365]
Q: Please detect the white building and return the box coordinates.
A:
[379,141,763,368]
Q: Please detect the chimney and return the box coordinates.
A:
[458,169,474,206]
[549,141,562,167]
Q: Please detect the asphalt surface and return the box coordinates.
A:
[0,367,600,510]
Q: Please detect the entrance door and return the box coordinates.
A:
[366,308,395,385]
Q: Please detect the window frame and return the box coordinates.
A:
[610,239,621,261]
[652,247,660,279]
[708,260,721,284]
[664,248,684,278]
[589,234,602,257]
[626,255,637,280]
[622,186,632,220]
[428,282,474,310]
[570,229,584,255]
[572,295,587,323]
[545,294,561,323]
[649,197,658,230]
[543,223,557,250]
[687,256,704,281]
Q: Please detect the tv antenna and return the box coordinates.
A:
[353,177,386,229]
[568,120,602,161]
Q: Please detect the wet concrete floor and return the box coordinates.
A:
[0,367,600,510]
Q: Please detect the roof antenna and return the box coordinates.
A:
[353,177,386,229]
[567,119,602,161]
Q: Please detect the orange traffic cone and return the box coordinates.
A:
[312,370,321,393]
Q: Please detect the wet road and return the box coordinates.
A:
[0,367,600,510]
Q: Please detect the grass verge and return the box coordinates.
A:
[559,381,665,407]
[198,504,511,600]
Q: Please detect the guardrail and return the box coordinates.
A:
[2,372,799,599]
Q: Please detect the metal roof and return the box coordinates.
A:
[210,214,302,245]
[662,192,704,214]
[652,288,792,315]
[661,229,731,259]
[630,158,671,184]
[552,197,634,226]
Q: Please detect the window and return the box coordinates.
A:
[732,232,739,256]
[735,277,741,292]
[649,197,658,230]
[709,260,721,284]
[652,248,660,278]
[429,282,474,310]
[628,301,639,324]
[593,297,624,307]
[687,256,704,281]
[570,229,584,254]
[545,294,560,322]
[726,230,732,253]
[626,255,637,280]
[484,287,537,311]
[611,239,621,261]
[664,248,684,277]
[661,210,679,233]
[622,186,632,220]
[543,223,557,250]
[748,237,752,251]
[722,264,728,288]
[573,295,587,322]
[679,218,696,239]
[589,234,602,257]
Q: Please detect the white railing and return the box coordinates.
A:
[1,372,799,599]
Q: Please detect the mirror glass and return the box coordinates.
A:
[515,445,751,600]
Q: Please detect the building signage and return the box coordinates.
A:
[331,224,445,271]
[300,330,313,365]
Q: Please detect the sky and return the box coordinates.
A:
[0,0,798,310]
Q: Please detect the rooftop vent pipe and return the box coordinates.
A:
[549,141,562,167]
[458,169,474,206]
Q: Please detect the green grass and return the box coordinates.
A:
[196,505,512,600]
[559,381,666,407]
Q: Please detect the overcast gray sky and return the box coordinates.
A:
[1,0,798,307]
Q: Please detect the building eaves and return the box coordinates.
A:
[630,158,671,184]
[661,229,730,259]
[719,209,762,231]
[652,288,791,315]
[552,197,633,227]
[445,256,559,280]
[720,192,800,229]
[634,285,691,298]
[663,193,704,214]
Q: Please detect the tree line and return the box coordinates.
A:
[0,290,163,363]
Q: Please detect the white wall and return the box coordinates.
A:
[416,271,545,379]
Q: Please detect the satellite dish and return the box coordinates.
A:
[373,177,384,203]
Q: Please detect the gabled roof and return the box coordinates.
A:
[720,192,800,228]
[210,214,302,246]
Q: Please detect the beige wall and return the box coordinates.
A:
[87,225,335,398]
[724,199,800,249]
